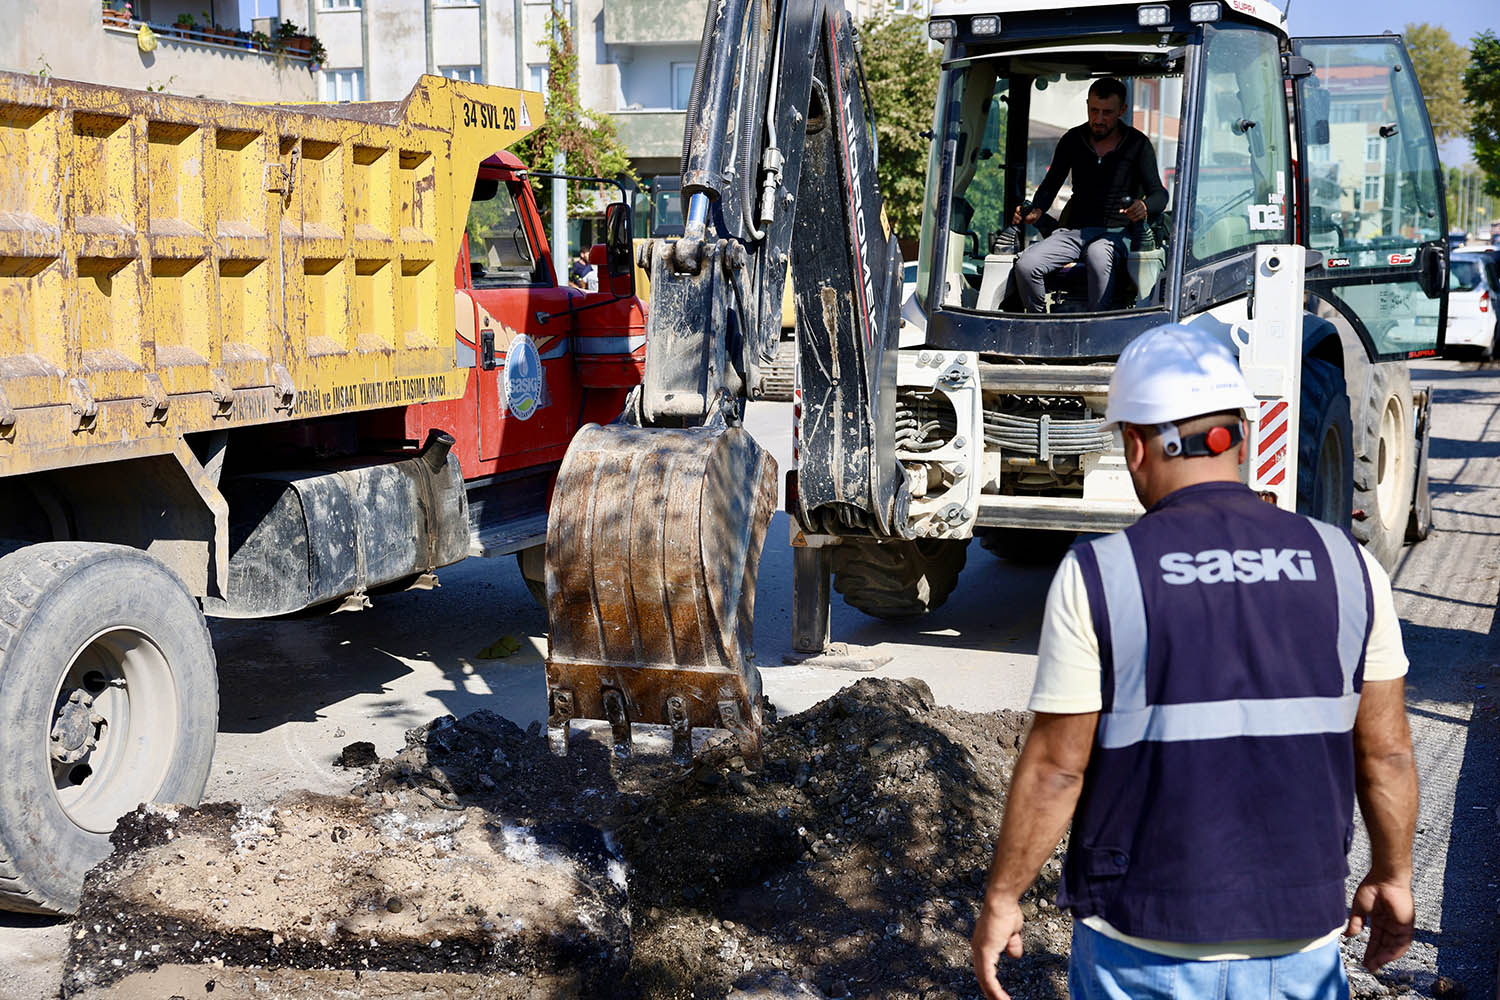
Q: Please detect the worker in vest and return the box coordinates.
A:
[971,324,1418,999]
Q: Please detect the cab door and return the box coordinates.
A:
[1292,35,1448,359]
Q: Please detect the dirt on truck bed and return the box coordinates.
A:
[63,676,1431,999]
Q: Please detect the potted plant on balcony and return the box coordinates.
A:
[306,36,328,71]
[102,1,132,27]
[173,12,195,38]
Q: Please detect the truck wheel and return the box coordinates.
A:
[830,538,968,620]
[1405,388,1433,543]
[761,337,796,403]
[1295,358,1354,530]
[1350,363,1414,570]
[0,543,218,915]
[976,528,1077,565]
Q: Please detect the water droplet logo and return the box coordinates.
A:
[504,334,545,420]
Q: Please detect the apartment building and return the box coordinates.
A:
[1,0,315,102]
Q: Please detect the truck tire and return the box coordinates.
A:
[1350,363,1415,571]
[830,538,968,620]
[0,543,218,915]
[976,528,1077,565]
[1295,358,1354,530]
[761,337,795,403]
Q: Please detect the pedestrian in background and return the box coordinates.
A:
[569,248,596,292]
[971,324,1419,1000]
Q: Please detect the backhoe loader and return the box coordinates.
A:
[543,0,1448,760]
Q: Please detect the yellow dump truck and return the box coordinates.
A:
[0,71,646,914]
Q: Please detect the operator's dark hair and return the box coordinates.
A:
[1088,77,1127,104]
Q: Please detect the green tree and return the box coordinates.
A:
[1404,23,1469,142]
[857,13,941,243]
[1466,29,1500,198]
[512,11,636,216]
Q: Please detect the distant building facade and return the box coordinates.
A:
[1,0,316,102]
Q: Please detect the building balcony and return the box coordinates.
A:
[3,3,317,104]
[611,109,687,160]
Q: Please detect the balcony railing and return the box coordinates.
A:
[100,11,315,63]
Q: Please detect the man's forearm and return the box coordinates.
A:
[982,749,1086,901]
[1356,748,1418,881]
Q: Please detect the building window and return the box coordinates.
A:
[320,0,360,8]
[1363,174,1382,203]
[528,63,549,92]
[320,69,365,102]
[442,65,482,83]
[671,62,695,110]
[1365,135,1382,163]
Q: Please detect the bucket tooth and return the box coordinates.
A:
[544,422,778,763]
[602,688,633,758]
[666,695,692,765]
[718,698,762,769]
[547,688,575,756]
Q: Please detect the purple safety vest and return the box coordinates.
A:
[1059,481,1373,943]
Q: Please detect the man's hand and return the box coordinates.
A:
[971,895,1025,1000]
[1011,206,1043,226]
[1345,876,1415,971]
[1124,198,1147,223]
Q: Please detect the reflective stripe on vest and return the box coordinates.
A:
[1091,521,1369,750]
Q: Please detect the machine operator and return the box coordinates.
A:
[1011,77,1169,312]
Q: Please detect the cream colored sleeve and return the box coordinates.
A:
[1357,544,1409,682]
[1028,551,1105,714]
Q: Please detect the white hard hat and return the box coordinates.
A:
[1103,323,1257,428]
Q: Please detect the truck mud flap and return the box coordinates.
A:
[543,422,777,764]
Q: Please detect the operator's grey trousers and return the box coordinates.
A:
[1014,227,1129,312]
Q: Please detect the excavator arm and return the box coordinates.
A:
[543,0,904,762]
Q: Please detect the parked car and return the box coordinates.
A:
[1443,252,1497,359]
[1448,231,1469,251]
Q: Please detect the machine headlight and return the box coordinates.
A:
[928,18,957,40]
[1136,4,1170,26]
[971,15,1001,35]
[1189,2,1222,21]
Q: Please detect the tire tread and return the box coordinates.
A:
[0,542,217,915]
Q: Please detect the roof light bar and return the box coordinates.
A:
[1189,2,1222,21]
[928,18,957,40]
[1136,4,1170,26]
[971,14,1001,35]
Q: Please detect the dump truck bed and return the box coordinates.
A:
[0,71,542,477]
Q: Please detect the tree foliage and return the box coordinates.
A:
[857,14,941,244]
[1404,23,1469,142]
[512,12,636,216]
[1466,30,1500,199]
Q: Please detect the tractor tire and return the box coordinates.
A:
[1295,357,1354,530]
[830,537,968,620]
[0,543,218,915]
[761,337,796,403]
[1350,362,1415,571]
[976,528,1078,566]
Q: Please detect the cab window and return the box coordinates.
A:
[466,176,545,288]
[1189,24,1291,265]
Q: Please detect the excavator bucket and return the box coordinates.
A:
[543,422,778,764]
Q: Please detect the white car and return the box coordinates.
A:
[1443,253,1497,359]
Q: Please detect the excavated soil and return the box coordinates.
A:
[356,676,1064,999]
[66,676,1438,999]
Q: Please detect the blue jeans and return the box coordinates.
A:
[1068,921,1349,1000]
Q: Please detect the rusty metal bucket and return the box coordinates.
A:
[543,422,778,763]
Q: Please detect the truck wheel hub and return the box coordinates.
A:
[50,689,101,765]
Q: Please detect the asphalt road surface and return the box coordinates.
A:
[2,359,1497,998]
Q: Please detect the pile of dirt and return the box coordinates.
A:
[351,677,1067,999]
[64,791,630,999]
[66,675,1451,999]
